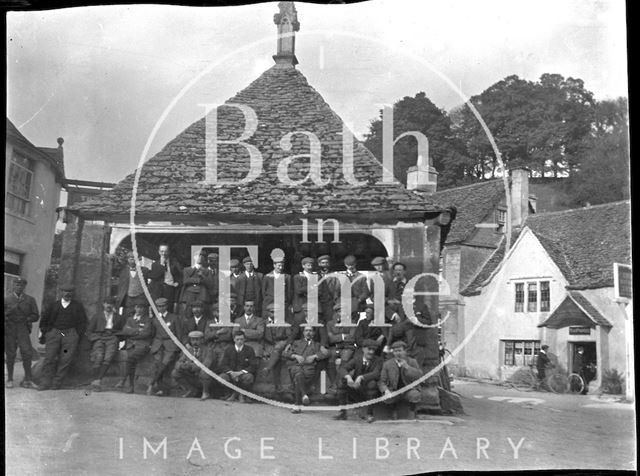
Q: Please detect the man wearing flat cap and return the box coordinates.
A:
[118,301,153,393]
[262,250,292,312]
[234,300,266,358]
[87,296,125,389]
[116,251,151,319]
[172,330,211,398]
[326,303,357,386]
[4,277,39,389]
[235,256,264,316]
[39,284,87,390]
[317,255,338,323]
[292,257,316,315]
[369,256,393,302]
[147,297,182,396]
[340,255,370,321]
[334,339,383,422]
[378,340,423,419]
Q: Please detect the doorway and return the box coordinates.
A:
[569,341,597,383]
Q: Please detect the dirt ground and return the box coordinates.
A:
[4,370,636,475]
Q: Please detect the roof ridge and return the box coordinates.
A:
[526,200,631,221]
[434,178,503,194]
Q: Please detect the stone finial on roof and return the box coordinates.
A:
[273,1,300,67]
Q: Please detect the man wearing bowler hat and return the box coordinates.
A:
[4,277,40,389]
[39,284,87,390]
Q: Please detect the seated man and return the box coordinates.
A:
[181,300,209,345]
[235,300,265,358]
[204,302,234,372]
[218,330,257,403]
[172,330,210,398]
[326,304,357,386]
[284,325,329,413]
[334,339,382,422]
[262,303,294,395]
[118,302,153,394]
[354,303,386,353]
[147,297,182,397]
[378,340,423,419]
[87,296,125,389]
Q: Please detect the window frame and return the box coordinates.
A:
[513,279,551,313]
[6,152,34,216]
[503,339,541,366]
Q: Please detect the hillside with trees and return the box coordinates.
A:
[363,74,629,207]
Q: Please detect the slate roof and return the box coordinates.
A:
[538,291,612,328]
[462,201,632,295]
[431,179,505,244]
[6,118,65,181]
[68,66,444,224]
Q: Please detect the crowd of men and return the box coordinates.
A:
[5,243,436,420]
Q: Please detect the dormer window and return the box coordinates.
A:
[495,207,507,232]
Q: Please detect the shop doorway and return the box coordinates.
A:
[569,342,597,383]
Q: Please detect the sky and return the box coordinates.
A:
[6,0,629,184]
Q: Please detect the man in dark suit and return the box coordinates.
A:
[369,256,393,303]
[262,303,295,395]
[117,302,153,393]
[341,255,370,320]
[87,296,125,389]
[390,262,409,302]
[218,330,257,403]
[181,300,209,345]
[235,256,264,316]
[262,252,292,312]
[116,251,151,319]
[234,300,266,358]
[354,303,386,352]
[148,243,182,313]
[147,297,182,396]
[326,304,357,386]
[229,259,242,295]
[292,257,316,316]
[378,340,423,419]
[334,339,382,422]
[4,277,39,389]
[284,325,329,413]
[38,284,87,390]
[317,255,339,324]
[537,344,552,388]
[180,254,214,318]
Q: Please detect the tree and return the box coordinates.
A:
[567,97,630,206]
[453,74,595,178]
[363,92,470,188]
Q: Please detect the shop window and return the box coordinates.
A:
[503,340,541,366]
[6,153,34,216]
[4,250,22,296]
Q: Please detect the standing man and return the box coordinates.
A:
[87,296,125,389]
[573,346,588,394]
[334,339,382,422]
[536,344,552,389]
[292,257,316,316]
[116,251,151,319]
[147,297,182,396]
[285,325,329,412]
[317,255,338,323]
[378,340,423,419]
[235,256,264,316]
[4,277,39,389]
[235,300,266,358]
[262,252,292,311]
[148,243,182,313]
[38,285,87,390]
[369,256,393,302]
[180,253,214,318]
[118,302,153,393]
[218,330,257,403]
[229,259,242,295]
[390,262,409,303]
[204,253,220,309]
[341,255,370,320]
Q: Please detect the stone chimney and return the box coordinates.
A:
[273,2,300,67]
[406,153,438,193]
[509,167,530,227]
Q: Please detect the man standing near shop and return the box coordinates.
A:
[236,256,264,316]
[148,243,182,313]
[537,344,552,388]
[38,284,87,390]
[262,251,292,312]
[4,277,39,389]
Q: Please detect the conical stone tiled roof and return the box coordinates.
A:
[70,65,442,224]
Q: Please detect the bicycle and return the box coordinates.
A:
[507,365,585,394]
